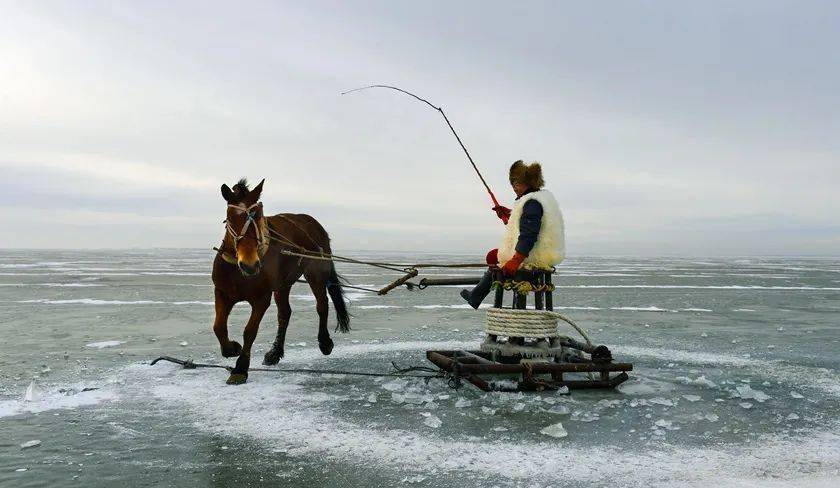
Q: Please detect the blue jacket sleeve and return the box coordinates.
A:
[515,200,543,256]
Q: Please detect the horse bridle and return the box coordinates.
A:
[223,202,269,260]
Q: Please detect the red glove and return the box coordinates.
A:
[485,248,499,266]
[492,205,511,224]
[501,252,526,276]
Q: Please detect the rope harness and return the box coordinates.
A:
[219,202,269,264]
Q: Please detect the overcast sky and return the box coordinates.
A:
[1,1,838,256]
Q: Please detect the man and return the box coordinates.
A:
[460,160,565,309]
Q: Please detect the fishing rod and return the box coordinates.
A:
[342,84,501,208]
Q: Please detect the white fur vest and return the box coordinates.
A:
[497,189,565,269]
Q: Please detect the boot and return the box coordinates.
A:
[459,271,493,309]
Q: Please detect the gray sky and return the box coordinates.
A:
[1,1,838,255]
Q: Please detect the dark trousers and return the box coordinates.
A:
[464,270,494,308]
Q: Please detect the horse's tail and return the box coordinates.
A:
[327,262,351,333]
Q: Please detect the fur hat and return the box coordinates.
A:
[509,160,544,189]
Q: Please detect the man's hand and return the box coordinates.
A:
[493,205,511,224]
[501,252,526,276]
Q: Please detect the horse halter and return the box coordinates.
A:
[224,202,269,258]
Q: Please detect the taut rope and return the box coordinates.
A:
[151,356,448,381]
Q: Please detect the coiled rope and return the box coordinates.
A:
[485,308,593,346]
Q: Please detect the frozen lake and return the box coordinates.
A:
[1,250,839,487]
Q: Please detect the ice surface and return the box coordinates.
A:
[682,395,702,402]
[1,387,116,418]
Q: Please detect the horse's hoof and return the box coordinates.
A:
[221,341,242,358]
[319,338,334,356]
[226,373,248,385]
[263,349,283,365]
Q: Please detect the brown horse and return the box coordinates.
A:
[212,178,350,384]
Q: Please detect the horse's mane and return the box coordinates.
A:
[231,178,249,201]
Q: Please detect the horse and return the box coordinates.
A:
[211,178,350,384]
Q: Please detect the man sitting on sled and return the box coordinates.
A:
[460,160,565,309]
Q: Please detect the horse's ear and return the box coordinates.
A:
[249,179,265,203]
[221,184,233,202]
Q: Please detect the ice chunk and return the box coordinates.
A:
[85,340,123,349]
[739,402,753,409]
[546,404,571,415]
[654,420,680,431]
[23,381,38,402]
[381,379,407,392]
[649,397,675,407]
[675,376,717,388]
[786,413,800,420]
[366,393,377,404]
[481,406,497,415]
[179,341,188,347]
[488,380,519,391]
[596,399,625,408]
[735,385,770,403]
[401,475,427,484]
[492,426,508,432]
[704,413,719,422]
[20,440,41,449]
[540,422,568,438]
[555,386,570,395]
[512,402,526,412]
[790,391,804,399]
[571,411,600,422]
[422,413,442,428]
[682,395,702,402]
[454,398,472,408]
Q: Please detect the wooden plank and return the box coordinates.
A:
[429,350,632,374]
[455,350,495,365]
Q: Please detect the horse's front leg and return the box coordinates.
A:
[227,293,271,385]
[212,289,240,358]
[263,287,292,365]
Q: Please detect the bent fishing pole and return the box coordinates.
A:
[341,84,501,208]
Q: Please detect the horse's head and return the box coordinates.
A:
[221,178,266,277]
